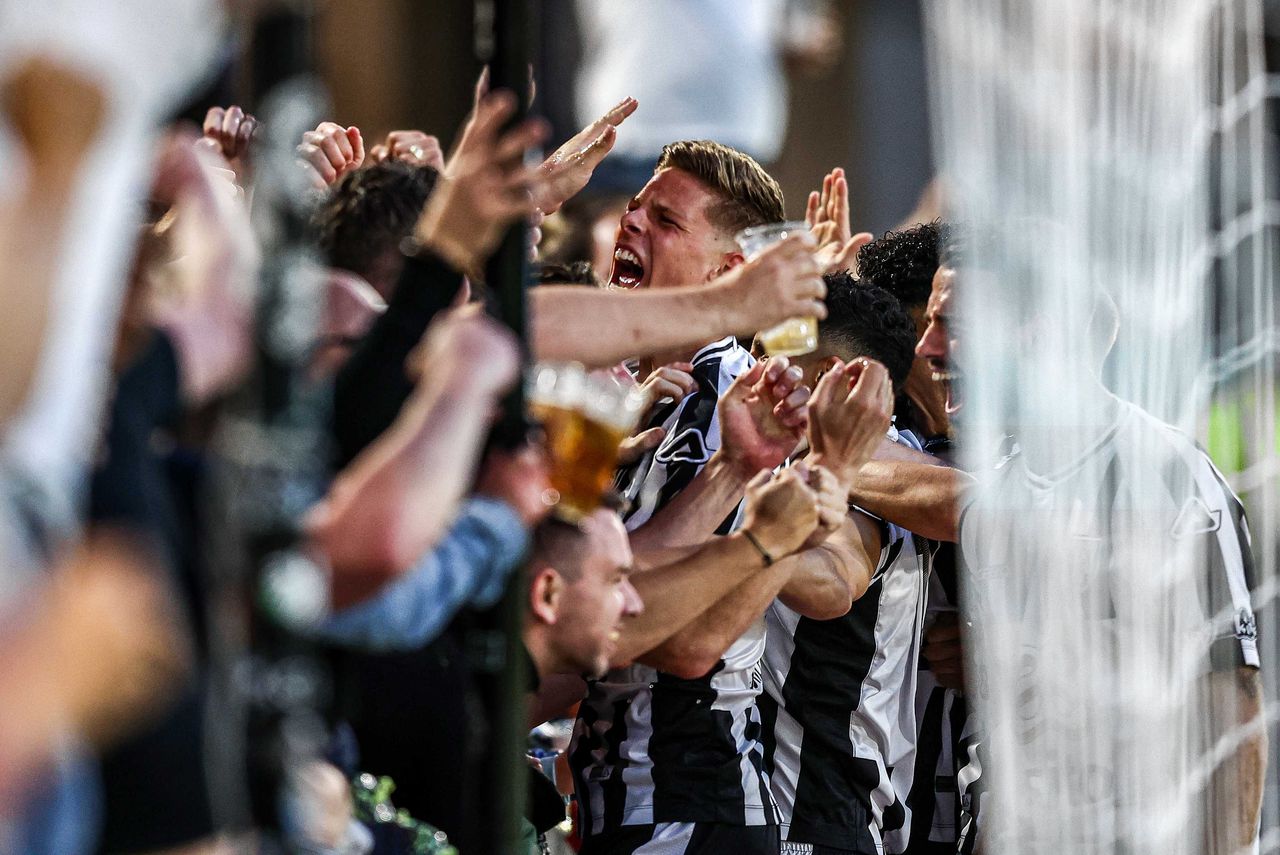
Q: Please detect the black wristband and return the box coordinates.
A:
[742,529,775,567]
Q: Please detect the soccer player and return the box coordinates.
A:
[916,232,1265,854]
[757,276,932,855]
[857,225,975,854]
[569,141,891,855]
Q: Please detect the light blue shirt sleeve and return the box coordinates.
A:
[316,497,530,652]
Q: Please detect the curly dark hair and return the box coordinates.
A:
[536,260,599,287]
[311,160,439,293]
[855,221,941,311]
[818,272,919,391]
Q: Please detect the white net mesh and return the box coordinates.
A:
[923,0,1279,852]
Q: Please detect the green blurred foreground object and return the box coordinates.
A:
[352,773,459,854]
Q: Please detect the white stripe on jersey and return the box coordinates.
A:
[762,429,931,854]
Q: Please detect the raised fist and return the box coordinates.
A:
[740,467,821,560]
[297,121,365,188]
[807,358,893,486]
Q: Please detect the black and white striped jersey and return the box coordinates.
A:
[613,337,752,531]
[572,338,776,835]
[903,435,980,854]
[760,428,932,855]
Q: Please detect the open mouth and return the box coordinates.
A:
[610,246,645,288]
[931,368,964,415]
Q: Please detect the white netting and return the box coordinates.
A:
[924,0,1279,852]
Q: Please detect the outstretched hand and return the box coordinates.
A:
[535,96,638,214]
[805,167,872,274]
[417,88,549,276]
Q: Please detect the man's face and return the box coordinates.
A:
[916,265,963,414]
[557,510,643,678]
[608,168,740,291]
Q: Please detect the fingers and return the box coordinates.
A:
[774,385,811,431]
[221,105,245,147]
[493,116,551,166]
[828,168,850,239]
[603,96,638,126]
[805,190,820,228]
[628,426,666,451]
[644,365,698,403]
[468,90,519,147]
[346,126,365,167]
[474,65,491,105]
[810,359,846,412]
[617,426,666,465]
[203,106,224,138]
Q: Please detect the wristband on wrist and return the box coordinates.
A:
[742,529,775,567]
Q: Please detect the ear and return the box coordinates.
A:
[528,566,563,626]
[707,250,746,282]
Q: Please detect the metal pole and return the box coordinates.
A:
[472,1,536,851]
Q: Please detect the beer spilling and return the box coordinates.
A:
[529,363,647,521]
[736,221,819,357]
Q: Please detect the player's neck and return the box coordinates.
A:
[1017,383,1120,478]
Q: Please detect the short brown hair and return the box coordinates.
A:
[656,140,785,235]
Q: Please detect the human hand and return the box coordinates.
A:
[638,361,696,409]
[535,96,637,214]
[740,467,822,559]
[198,105,259,176]
[296,121,365,188]
[716,356,809,475]
[793,463,848,551]
[617,426,666,466]
[476,443,555,527]
[148,131,259,404]
[806,357,893,487]
[368,130,445,171]
[408,304,521,399]
[416,90,548,275]
[720,235,827,334]
[923,611,966,691]
[806,167,872,275]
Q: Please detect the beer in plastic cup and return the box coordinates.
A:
[735,221,819,357]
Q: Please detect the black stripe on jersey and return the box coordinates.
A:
[875,537,904,580]
[650,360,727,516]
[1205,461,1257,590]
[648,662,769,825]
[1156,448,1257,671]
[602,693,632,829]
[906,688,947,846]
[783,577,884,852]
[569,687,603,830]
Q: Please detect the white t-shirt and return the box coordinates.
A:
[575,0,790,163]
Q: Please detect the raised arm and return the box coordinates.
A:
[628,357,809,567]
[306,309,519,607]
[611,466,823,667]
[530,236,826,366]
[637,463,848,678]
[849,444,974,543]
